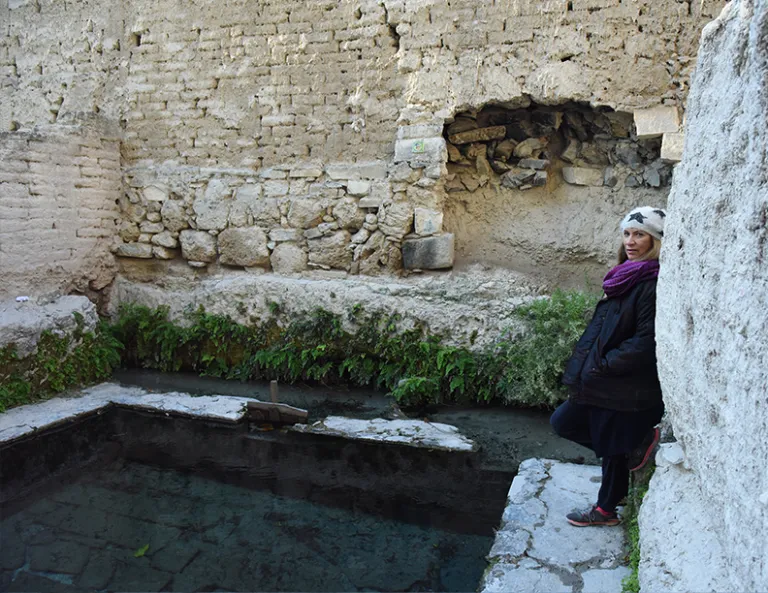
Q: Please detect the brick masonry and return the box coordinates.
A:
[0,124,121,298]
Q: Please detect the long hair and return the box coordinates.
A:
[617,236,662,264]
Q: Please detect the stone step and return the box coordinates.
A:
[480,458,630,593]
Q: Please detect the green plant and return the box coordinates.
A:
[108,290,597,409]
[0,320,122,412]
[496,289,599,406]
[622,465,655,592]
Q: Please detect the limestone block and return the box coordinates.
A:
[333,197,365,230]
[378,202,414,239]
[448,125,507,145]
[193,179,231,231]
[122,200,146,224]
[114,242,153,259]
[325,161,387,180]
[269,228,302,242]
[150,231,178,249]
[661,132,684,163]
[270,242,308,275]
[287,199,326,228]
[307,231,352,270]
[633,106,680,139]
[152,246,176,260]
[263,180,289,196]
[139,221,165,234]
[346,180,370,197]
[218,227,270,267]
[258,168,287,180]
[118,221,140,243]
[229,185,279,228]
[393,138,447,167]
[561,167,604,187]
[402,234,454,270]
[146,212,161,223]
[179,230,217,263]
[160,200,188,233]
[396,124,444,140]
[288,166,323,178]
[414,208,443,236]
[142,185,168,202]
[358,196,382,209]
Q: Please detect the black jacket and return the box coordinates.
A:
[562,279,662,412]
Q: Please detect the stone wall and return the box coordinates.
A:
[2,0,725,291]
[643,1,768,591]
[0,123,121,299]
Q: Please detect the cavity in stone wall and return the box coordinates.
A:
[440,102,681,286]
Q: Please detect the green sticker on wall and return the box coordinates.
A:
[411,140,425,153]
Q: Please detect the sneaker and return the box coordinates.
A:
[566,505,621,527]
[628,427,660,472]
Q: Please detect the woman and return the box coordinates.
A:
[550,206,665,527]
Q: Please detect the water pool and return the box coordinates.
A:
[1,406,513,592]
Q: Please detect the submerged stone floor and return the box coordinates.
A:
[481,458,630,593]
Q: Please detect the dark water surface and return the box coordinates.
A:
[2,461,492,593]
[1,405,511,593]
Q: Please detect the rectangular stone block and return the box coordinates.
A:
[325,161,388,180]
[448,126,507,145]
[661,132,684,163]
[396,124,444,140]
[634,106,681,139]
[358,196,382,209]
[393,138,447,167]
[414,208,443,236]
[113,242,153,259]
[402,234,454,270]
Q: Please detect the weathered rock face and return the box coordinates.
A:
[649,2,768,591]
[0,295,99,357]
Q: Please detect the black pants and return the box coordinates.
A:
[550,400,629,513]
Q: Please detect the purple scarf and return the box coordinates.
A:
[602,259,659,298]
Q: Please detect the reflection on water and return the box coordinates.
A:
[1,461,492,592]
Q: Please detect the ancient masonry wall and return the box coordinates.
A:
[1,0,725,294]
[645,1,768,591]
[0,124,121,299]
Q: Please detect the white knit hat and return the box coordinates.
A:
[620,206,666,239]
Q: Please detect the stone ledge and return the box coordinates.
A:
[290,416,476,452]
[0,385,475,454]
[480,458,629,593]
[0,383,251,444]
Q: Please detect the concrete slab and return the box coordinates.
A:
[480,458,629,593]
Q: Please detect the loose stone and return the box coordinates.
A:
[448,125,507,145]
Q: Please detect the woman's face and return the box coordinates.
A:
[623,228,653,261]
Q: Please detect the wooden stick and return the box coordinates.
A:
[270,380,279,403]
